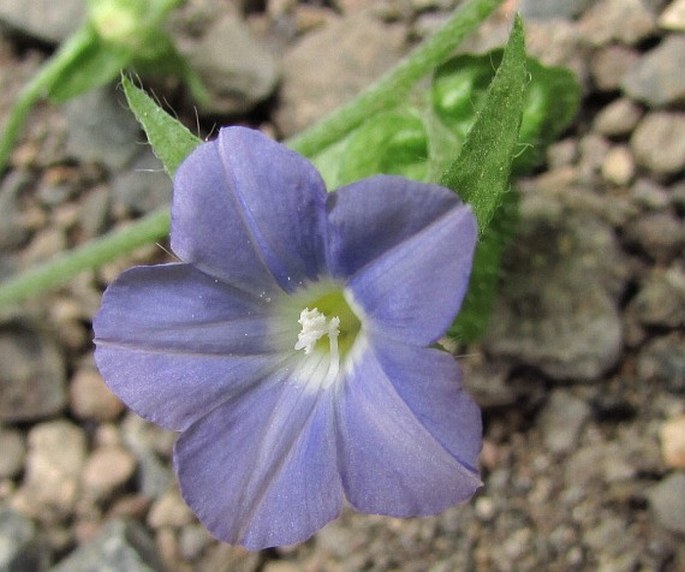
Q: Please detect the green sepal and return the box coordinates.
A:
[449,189,518,341]
[121,75,201,176]
[441,16,527,340]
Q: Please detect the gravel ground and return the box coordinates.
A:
[0,0,684,571]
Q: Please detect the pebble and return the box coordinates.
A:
[13,420,86,520]
[624,211,684,262]
[484,192,627,381]
[0,0,84,43]
[69,367,125,422]
[601,145,635,187]
[518,0,592,20]
[111,149,171,216]
[0,320,67,422]
[64,85,141,172]
[591,45,641,92]
[0,171,31,250]
[628,265,685,328]
[82,446,137,501]
[593,97,643,138]
[659,0,685,31]
[578,0,657,46]
[637,334,685,393]
[0,507,50,571]
[275,11,404,136]
[538,390,592,454]
[0,426,25,479]
[622,35,685,107]
[630,178,670,210]
[631,111,685,176]
[50,519,165,572]
[147,488,194,530]
[183,13,279,115]
[647,472,685,534]
[660,415,685,468]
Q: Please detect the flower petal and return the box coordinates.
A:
[371,337,482,469]
[172,127,328,292]
[93,263,281,430]
[174,370,342,550]
[344,195,476,345]
[327,175,464,277]
[335,341,481,516]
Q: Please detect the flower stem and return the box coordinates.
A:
[287,0,503,157]
[0,27,94,175]
[0,209,170,310]
[0,0,503,310]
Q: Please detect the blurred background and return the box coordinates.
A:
[0,0,683,570]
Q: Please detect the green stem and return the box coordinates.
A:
[0,209,169,310]
[0,0,503,310]
[287,0,503,157]
[0,27,94,174]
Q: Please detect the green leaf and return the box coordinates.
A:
[313,108,429,188]
[440,16,527,341]
[432,49,581,176]
[440,15,526,233]
[513,57,580,173]
[121,75,201,176]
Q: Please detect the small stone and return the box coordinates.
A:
[78,185,111,240]
[64,85,140,171]
[660,415,685,468]
[594,98,643,138]
[0,171,31,250]
[0,426,25,479]
[111,149,170,216]
[50,519,164,572]
[484,192,627,381]
[538,390,592,454]
[0,0,84,43]
[578,0,657,46]
[591,45,641,92]
[622,35,685,107]
[631,111,685,176]
[659,0,685,30]
[0,507,50,571]
[624,212,684,262]
[70,367,125,422]
[178,524,212,561]
[275,12,404,136]
[184,14,279,115]
[628,266,685,328]
[147,488,194,530]
[601,145,635,187]
[0,320,67,422]
[14,420,86,520]
[518,0,592,19]
[630,178,670,210]
[647,472,685,534]
[637,334,685,393]
[82,446,137,500]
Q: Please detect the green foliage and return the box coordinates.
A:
[121,76,201,176]
[440,16,527,341]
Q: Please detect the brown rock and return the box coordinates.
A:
[70,367,125,422]
[660,415,685,468]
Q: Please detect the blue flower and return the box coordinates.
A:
[93,126,482,550]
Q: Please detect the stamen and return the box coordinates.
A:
[295,307,340,356]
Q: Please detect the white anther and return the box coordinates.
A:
[295,307,340,357]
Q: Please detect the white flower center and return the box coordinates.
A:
[295,307,340,356]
